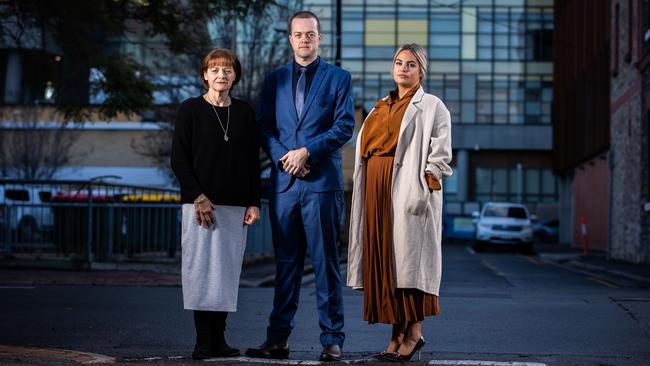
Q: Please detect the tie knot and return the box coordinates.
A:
[299,67,307,75]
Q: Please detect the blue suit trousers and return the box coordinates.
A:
[267,180,345,347]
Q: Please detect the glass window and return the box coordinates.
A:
[509,102,524,115]
[461,102,476,123]
[342,47,363,58]
[494,169,508,194]
[510,115,524,124]
[430,47,460,59]
[342,21,364,32]
[494,102,507,114]
[445,80,460,100]
[462,74,476,100]
[526,169,540,194]
[478,34,493,46]
[510,87,525,100]
[430,34,460,46]
[366,46,395,58]
[477,101,491,114]
[542,169,555,194]
[494,114,508,124]
[478,16,493,33]
[478,84,492,100]
[477,48,491,60]
[494,48,509,59]
[526,101,541,115]
[462,34,477,59]
[430,14,460,32]
[494,87,508,100]
[342,33,363,46]
[495,35,509,46]
[475,168,492,195]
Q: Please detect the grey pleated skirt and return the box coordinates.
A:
[181,204,248,312]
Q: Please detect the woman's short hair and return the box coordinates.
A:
[392,43,428,83]
[201,48,242,89]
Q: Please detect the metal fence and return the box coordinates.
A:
[0,179,274,262]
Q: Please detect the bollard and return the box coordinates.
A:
[580,215,589,256]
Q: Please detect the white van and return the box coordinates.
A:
[0,185,54,242]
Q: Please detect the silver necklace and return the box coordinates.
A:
[207,94,230,141]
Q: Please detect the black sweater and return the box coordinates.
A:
[170,96,261,207]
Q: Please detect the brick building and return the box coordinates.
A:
[554,0,649,263]
[609,0,650,263]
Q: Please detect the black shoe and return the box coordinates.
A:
[191,350,212,360]
[372,351,389,359]
[379,337,425,362]
[245,339,290,359]
[192,311,212,360]
[319,344,342,362]
[212,332,240,358]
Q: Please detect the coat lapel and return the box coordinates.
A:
[398,86,424,137]
[298,60,328,125]
[279,63,298,125]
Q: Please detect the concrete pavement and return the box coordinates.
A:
[1,243,649,365]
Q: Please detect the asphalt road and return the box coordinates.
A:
[1,244,649,366]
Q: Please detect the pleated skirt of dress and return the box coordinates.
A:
[362,155,441,324]
[181,204,247,312]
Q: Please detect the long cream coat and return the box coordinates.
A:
[347,86,452,295]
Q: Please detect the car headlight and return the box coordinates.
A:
[478,222,490,229]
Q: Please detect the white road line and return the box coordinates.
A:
[429,361,546,366]
[465,246,476,255]
[205,357,375,364]
[201,357,546,366]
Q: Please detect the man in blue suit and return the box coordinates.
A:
[245,10,354,362]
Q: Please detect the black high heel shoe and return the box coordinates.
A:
[379,337,425,362]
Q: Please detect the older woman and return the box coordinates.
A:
[347,43,452,362]
[171,48,261,359]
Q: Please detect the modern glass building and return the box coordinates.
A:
[302,0,557,211]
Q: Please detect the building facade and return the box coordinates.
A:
[554,0,649,263]
[296,0,557,218]
[609,0,650,263]
[1,1,559,214]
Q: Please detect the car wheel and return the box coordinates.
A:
[18,217,37,243]
[519,242,535,255]
[473,240,486,252]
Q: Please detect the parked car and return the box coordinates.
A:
[0,185,54,242]
[533,219,559,243]
[473,202,535,253]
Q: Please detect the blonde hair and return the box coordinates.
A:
[392,43,428,83]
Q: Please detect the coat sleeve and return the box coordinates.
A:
[304,71,355,161]
[170,103,202,201]
[257,73,289,169]
[425,100,453,180]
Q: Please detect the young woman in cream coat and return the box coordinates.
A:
[347,43,452,362]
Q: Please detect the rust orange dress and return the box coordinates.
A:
[360,87,441,324]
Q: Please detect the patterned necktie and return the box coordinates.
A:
[295,67,307,118]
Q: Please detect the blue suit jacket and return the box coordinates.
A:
[258,59,355,193]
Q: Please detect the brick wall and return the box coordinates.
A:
[609,0,649,263]
[572,156,609,252]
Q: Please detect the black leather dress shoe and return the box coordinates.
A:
[245,339,290,359]
[319,344,342,362]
